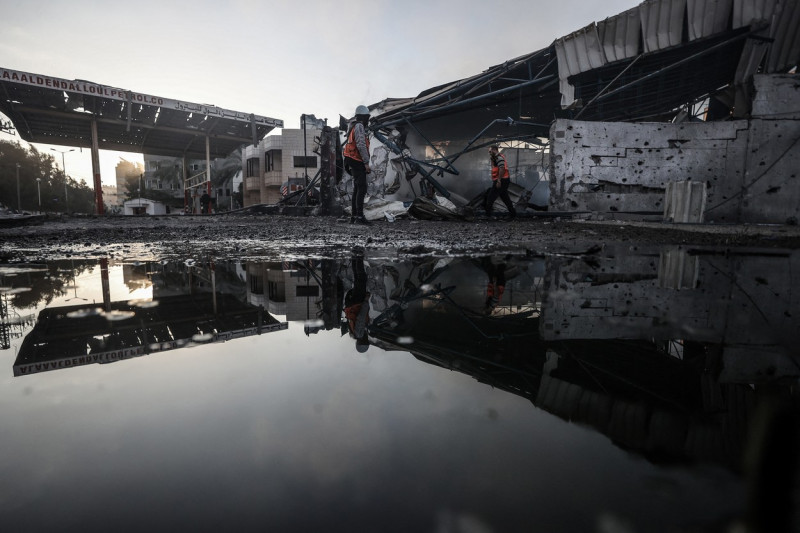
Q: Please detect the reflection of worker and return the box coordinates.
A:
[483,259,506,315]
[343,105,371,225]
[344,254,371,352]
[485,145,516,219]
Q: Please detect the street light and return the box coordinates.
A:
[36,177,41,208]
[51,148,74,212]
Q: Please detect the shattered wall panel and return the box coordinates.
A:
[640,0,688,52]
[719,251,798,353]
[539,245,726,341]
[540,245,799,379]
[549,119,749,220]
[687,0,734,40]
[738,118,800,224]
[751,73,800,118]
[597,7,642,62]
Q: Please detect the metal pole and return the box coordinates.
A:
[15,163,21,211]
[302,114,308,191]
[91,119,104,214]
[206,135,211,215]
[36,178,41,207]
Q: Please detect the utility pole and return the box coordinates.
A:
[51,148,74,213]
[302,114,309,191]
[15,163,21,211]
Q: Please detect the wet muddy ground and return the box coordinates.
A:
[2,213,800,262]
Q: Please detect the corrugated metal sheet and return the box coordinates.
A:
[555,23,608,75]
[687,0,734,40]
[640,0,688,52]
[597,7,642,62]
[555,23,608,107]
[766,0,800,72]
[733,1,799,73]
[732,0,777,27]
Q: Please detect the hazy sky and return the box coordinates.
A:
[1,0,639,185]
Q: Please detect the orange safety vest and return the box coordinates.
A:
[343,124,370,162]
[487,281,505,305]
[491,153,510,181]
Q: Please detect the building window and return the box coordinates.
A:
[246,158,260,177]
[296,285,319,297]
[250,275,263,295]
[293,156,317,168]
[265,152,274,172]
[268,281,284,302]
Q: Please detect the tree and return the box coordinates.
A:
[210,147,243,211]
[0,140,96,213]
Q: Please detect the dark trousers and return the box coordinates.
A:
[486,178,515,216]
[346,157,367,218]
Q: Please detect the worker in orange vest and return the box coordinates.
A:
[485,145,516,219]
[483,259,506,315]
[343,253,371,352]
[343,105,372,224]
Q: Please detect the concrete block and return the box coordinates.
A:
[663,180,707,223]
[657,248,700,288]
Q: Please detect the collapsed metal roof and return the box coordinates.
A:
[370,0,800,143]
[0,67,283,159]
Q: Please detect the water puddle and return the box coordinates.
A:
[1,244,797,531]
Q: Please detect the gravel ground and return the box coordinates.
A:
[2,213,800,262]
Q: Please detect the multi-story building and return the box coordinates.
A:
[242,128,320,206]
[101,185,120,211]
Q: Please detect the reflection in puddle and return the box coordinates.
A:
[1,245,798,531]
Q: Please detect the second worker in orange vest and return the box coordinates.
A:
[485,145,516,219]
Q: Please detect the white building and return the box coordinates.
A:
[123,198,168,216]
[242,127,321,206]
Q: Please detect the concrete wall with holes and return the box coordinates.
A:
[549,74,800,224]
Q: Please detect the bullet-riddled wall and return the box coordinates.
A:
[549,74,800,224]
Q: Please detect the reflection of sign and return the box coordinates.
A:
[1,67,283,128]
[15,346,146,376]
[13,322,288,377]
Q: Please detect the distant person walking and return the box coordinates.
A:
[200,191,212,215]
[343,105,372,225]
[485,145,516,219]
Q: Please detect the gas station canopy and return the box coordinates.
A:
[0,67,282,159]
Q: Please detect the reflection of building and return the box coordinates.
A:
[540,245,800,383]
[246,261,324,322]
[0,292,35,350]
[361,249,798,474]
[14,261,286,376]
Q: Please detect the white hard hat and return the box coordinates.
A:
[355,105,370,116]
